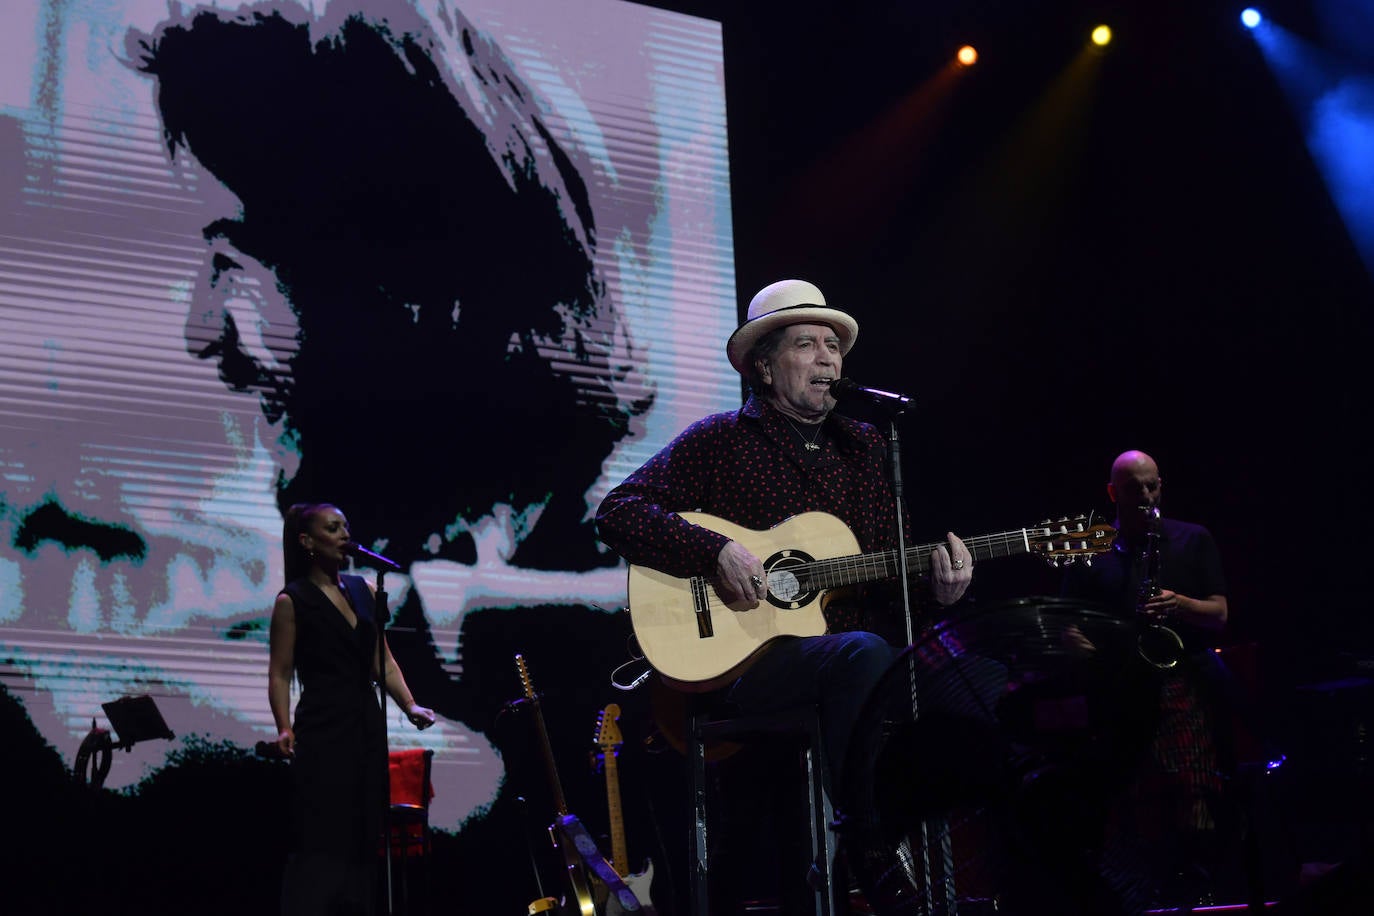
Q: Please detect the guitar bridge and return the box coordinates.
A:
[689,577,714,639]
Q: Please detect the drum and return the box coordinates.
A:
[843,597,1165,915]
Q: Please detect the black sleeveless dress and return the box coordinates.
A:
[282,575,389,907]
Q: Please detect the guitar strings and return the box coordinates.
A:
[692,528,1096,610]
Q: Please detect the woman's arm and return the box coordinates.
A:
[267,592,297,756]
[381,635,436,730]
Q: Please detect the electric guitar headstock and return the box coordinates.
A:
[515,653,538,702]
[1026,514,1117,566]
[595,703,623,757]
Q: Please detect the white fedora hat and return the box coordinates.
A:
[725,279,859,373]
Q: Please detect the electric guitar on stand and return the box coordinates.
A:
[516,654,596,916]
[515,655,644,915]
[594,704,656,915]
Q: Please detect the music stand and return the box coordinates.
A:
[73,695,175,788]
[103,695,175,747]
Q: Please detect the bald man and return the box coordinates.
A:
[1062,449,1231,908]
[1102,450,1228,632]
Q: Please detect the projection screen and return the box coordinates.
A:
[0,0,736,832]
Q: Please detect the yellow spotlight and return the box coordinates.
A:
[956,45,978,67]
[1091,25,1112,46]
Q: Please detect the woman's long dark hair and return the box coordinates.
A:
[282,502,336,585]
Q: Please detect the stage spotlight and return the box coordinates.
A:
[1241,8,1262,29]
[1091,25,1113,47]
[957,45,978,67]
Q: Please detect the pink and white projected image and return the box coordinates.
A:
[0,0,736,831]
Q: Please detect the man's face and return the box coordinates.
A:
[1110,459,1162,518]
[757,322,842,423]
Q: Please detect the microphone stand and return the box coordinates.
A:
[373,567,396,916]
[882,404,955,913]
[881,410,915,648]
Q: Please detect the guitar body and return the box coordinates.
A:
[557,832,596,916]
[627,511,857,690]
[603,860,655,915]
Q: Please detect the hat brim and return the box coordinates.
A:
[726,304,858,373]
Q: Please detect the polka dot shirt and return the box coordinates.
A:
[596,395,919,634]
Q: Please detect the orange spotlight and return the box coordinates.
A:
[1091,25,1112,46]
[956,45,978,67]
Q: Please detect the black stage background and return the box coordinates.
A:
[5,0,1372,913]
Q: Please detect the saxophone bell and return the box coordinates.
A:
[1136,505,1184,670]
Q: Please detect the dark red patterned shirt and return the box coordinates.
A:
[596,395,914,635]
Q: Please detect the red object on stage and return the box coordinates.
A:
[387,748,434,857]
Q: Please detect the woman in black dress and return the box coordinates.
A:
[268,502,436,915]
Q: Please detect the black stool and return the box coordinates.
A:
[686,700,838,916]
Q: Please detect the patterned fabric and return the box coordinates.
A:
[596,394,914,636]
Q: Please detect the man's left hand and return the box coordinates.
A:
[931,532,973,606]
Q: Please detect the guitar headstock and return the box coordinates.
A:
[1027,514,1117,566]
[515,653,537,701]
[595,703,624,753]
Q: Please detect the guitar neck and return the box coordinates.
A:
[532,698,570,816]
[603,750,628,876]
[809,528,1034,590]
[517,657,570,816]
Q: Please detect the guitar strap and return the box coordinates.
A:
[557,814,643,912]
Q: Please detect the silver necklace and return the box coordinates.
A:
[784,417,823,452]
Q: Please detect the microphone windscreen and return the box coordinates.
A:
[829,377,858,397]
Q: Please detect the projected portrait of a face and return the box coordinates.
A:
[0,0,735,830]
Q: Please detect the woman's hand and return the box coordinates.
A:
[405,703,436,730]
[275,727,296,758]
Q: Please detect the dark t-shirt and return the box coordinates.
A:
[1061,516,1227,652]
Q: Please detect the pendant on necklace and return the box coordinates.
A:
[803,441,820,451]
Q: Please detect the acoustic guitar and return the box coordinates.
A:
[594,704,656,915]
[626,511,1115,690]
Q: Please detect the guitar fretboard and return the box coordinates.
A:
[802,528,1033,591]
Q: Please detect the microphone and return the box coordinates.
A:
[343,542,403,571]
[829,377,913,409]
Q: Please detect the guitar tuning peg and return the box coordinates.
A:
[1050,556,1062,569]
[1083,556,1094,567]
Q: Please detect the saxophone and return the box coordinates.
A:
[1135,505,1184,669]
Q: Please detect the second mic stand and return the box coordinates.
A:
[373,567,398,916]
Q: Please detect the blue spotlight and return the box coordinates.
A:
[1241,8,1262,29]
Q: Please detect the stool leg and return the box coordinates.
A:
[688,710,710,916]
[801,738,835,916]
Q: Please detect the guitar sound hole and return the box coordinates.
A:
[767,568,801,602]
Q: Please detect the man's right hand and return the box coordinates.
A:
[716,540,767,608]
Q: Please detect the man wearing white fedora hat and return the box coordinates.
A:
[597,278,973,913]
